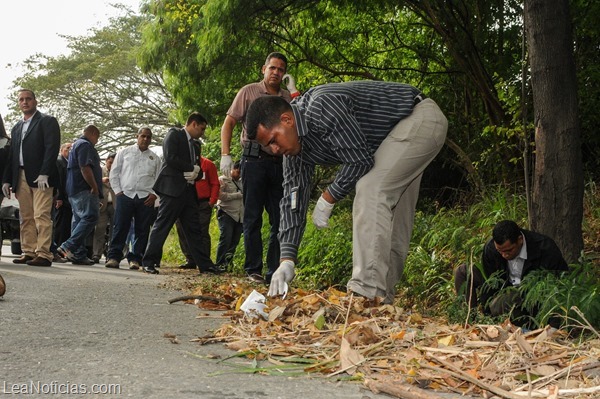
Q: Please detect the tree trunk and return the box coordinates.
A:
[524,0,583,263]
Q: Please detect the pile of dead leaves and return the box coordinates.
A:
[172,281,600,399]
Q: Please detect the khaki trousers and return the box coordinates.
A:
[16,170,54,260]
[347,99,448,302]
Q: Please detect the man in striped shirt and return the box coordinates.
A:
[246,81,448,303]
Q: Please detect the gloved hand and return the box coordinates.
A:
[183,165,201,182]
[282,73,299,96]
[34,175,49,190]
[2,183,11,198]
[220,155,233,177]
[268,259,296,298]
[312,194,335,229]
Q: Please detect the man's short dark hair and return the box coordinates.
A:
[233,160,241,170]
[18,89,36,100]
[138,127,152,136]
[492,220,522,244]
[246,96,292,140]
[107,153,116,160]
[265,52,288,69]
[186,112,207,126]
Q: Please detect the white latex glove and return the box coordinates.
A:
[220,155,232,177]
[268,260,295,298]
[2,183,11,198]
[34,175,49,190]
[312,194,335,229]
[183,165,201,182]
[282,73,299,96]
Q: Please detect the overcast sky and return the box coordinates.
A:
[0,0,141,119]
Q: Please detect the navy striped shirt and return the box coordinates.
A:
[280,81,421,260]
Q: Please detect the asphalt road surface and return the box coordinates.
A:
[0,246,394,399]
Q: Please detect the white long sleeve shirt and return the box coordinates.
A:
[109,145,161,199]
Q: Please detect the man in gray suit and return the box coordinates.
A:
[2,89,60,267]
[141,112,218,275]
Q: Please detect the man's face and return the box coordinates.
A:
[188,121,207,139]
[137,129,152,151]
[262,57,286,89]
[494,235,524,260]
[106,157,114,170]
[60,143,72,158]
[255,112,301,156]
[18,91,37,116]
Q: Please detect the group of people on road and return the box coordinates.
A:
[0,52,570,330]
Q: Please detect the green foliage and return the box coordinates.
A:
[519,263,600,331]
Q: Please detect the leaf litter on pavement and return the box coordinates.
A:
[164,274,600,399]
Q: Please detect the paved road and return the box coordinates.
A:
[0,248,392,399]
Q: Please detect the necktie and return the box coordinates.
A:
[189,139,196,164]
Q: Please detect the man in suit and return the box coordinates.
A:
[2,89,60,267]
[141,113,219,275]
[454,220,569,324]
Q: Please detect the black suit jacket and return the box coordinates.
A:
[480,229,569,305]
[3,111,60,190]
[56,155,69,203]
[153,127,201,197]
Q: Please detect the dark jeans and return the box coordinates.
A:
[177,199,213,265]
[143,187,214,271]
[241,156,283,281]
[216,209,243,267]
[108,194,156,263]
[63,191,99,260]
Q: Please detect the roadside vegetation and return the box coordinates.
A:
[160,181,600,333]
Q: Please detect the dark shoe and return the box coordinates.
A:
[57,247,74,261]
[247,273,266,284]
[92,256,101,264]
[13,255,34,264]
[200,265,225,275]
[143,266,159,275]
[26,256,52,267]
[52,254,67,263]
[105,259,120,269]
[128,260,140,270]
[71,258,94,266]
[179,262,196,270]
[0,274,6,297]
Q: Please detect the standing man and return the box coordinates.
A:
[57,125,103,265]
[176,155,220,270]
[105,128,161,269]
[92,153,116,263]
[245,81,448,302]
[220,52,299,284]
[53,142,73,261]
[2,89,60,267]
[141,113,219,275]
[215,160,244,270]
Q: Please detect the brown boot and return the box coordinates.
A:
[0,274,5,297]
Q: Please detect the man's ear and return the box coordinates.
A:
[280,111,294,126]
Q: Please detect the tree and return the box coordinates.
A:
[524,0,583,262]
[9,5,176,155]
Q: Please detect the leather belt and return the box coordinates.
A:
[414,93,427,105]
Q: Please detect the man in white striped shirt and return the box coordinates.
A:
[246,81,448,303]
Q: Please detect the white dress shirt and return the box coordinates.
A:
[507,233,528,286]
[109,145,161,199]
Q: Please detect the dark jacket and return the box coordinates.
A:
[56,155,69,204]
[152,127,201,197]
[3,112,60,190]
[480,229,569,305]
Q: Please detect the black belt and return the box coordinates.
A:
[414,93,427,105]
[242,142,282,162]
